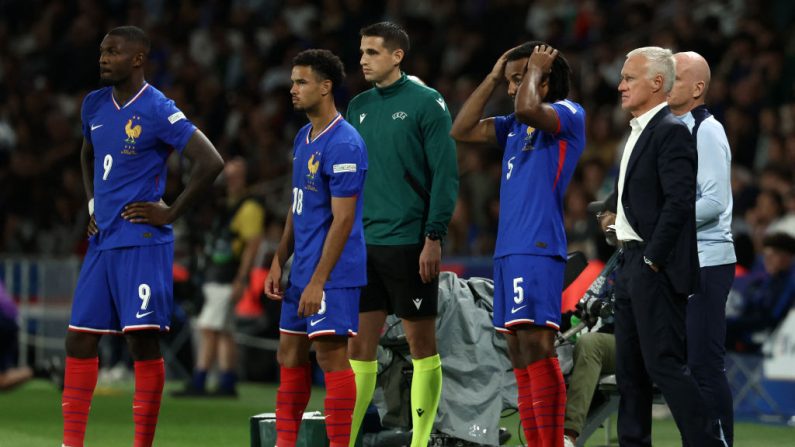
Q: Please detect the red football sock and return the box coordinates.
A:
[514,367,540,446]
[133,358,165,447]
[62,357,99,447]
[276,364,312,447]
[527,357,566,447]
[323,369,356,447]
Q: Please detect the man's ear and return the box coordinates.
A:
[132,51,145,68]
[693,80,705,100]
[392,48,404,67]
[652,74,664,93]
[321,79,332,96]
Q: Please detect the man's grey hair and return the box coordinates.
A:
[627,46,676,93]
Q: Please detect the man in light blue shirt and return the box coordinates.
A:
[669,51,736,446]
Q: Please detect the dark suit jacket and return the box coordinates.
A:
[607,105,700,295]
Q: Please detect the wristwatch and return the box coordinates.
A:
[425,231,442,242]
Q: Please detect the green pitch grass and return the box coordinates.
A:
[0,379,791,446]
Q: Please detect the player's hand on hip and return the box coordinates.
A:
[87,215,98,237]
[528,44,558,73]
[122,199,174,226]
[297,282,323,317]
[264,267,283,301]
[419,238,442,283]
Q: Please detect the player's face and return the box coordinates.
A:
[618,55,655,114]
[290,65,328,112]
[359,36,401,83]
[98,35,142,86]
[504,58,550,102]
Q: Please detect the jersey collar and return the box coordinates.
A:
[111,82,150,110]
[306,113,342,144]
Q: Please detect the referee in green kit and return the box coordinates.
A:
[345,21,458,447]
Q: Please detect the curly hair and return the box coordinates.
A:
[506,41,571,103]
[292,49,346,92]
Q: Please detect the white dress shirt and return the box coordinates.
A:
[615,101,669,242]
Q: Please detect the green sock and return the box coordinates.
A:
[410,354,442,447]
[349,359,378,447]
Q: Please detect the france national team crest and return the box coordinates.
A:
[522,126,536,151]
[122,115,143,155]
[305,151,321,191]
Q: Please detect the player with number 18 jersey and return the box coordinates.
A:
[279,114,368,339]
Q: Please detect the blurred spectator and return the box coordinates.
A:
[726,232,795,352]
[174,158,264,397]
[0,280,33,390]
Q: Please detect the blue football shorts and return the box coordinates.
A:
[493,254,564,333]
[69,242,173,334]
[279,283,360,339]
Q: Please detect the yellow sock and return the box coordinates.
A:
[349,359,378,447]
[410,354,442,447]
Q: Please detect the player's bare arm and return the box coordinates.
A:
[419,237,441,283]
[450,46,519,144]
[297,195,357,317]
[122,129,222,225]
[265,210,295,301]
[514,45,560,133]
[80,138,98,236]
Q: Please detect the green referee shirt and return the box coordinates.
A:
[347,73,458,245]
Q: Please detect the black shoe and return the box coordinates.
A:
[170,385,207,397]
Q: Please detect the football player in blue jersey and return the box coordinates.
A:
[61,26,223,447]
[264,49,367,447]
[451,42,586,447]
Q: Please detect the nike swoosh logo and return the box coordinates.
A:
[136,311,154,319]
[91,124,103,131]
[508,132,517,137]
[510,305,527,314]
[310,317,326,327]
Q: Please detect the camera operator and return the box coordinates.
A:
[562,238,617,447]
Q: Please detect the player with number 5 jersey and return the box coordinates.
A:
[451,42,585,447]
[62,26,223,447]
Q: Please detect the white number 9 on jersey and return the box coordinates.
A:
[102,154,113,181]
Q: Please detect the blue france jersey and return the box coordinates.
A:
[81,83,196,250]
[290,115,368,289]
[493,100,586,259]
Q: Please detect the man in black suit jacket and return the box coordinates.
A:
[600,47,726,446]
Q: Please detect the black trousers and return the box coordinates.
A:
[687,263,735,446]
[614,246,724,447]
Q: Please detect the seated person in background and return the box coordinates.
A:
[0,280,33,390]
[726,232,795,352]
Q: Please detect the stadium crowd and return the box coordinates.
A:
[1,0,795,339]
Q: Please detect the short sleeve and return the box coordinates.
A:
[493,114,515,149]
[155,97,197,153]
[323,142,368,198]
[80,94,92,144]
[551,100,584,139]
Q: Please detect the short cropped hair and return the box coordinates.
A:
[360,22,410,53]
[626,46,675,93]
[506,41,571,103]
[292,49,346,92]
[108,26,151,54]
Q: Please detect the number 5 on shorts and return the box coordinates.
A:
[513,277,524,304]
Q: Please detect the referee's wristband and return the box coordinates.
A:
[88,198,94,216]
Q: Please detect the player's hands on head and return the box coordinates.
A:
[490,45,523,82]
[121,199,174,226]
[528,45,558,74]
[87,215,98,237]
[419,238,442,283]
[297,282,323,318]
[264,265,283,301]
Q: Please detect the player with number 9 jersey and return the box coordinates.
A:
[69,81,196,335]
